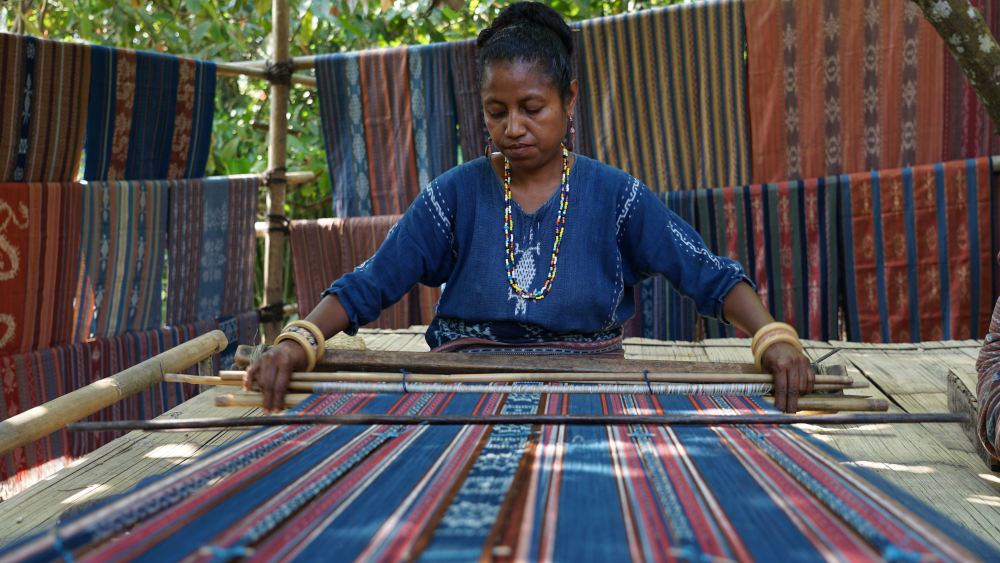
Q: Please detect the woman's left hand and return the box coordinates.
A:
[759,342,814,413]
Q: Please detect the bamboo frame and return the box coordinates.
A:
[0,330,229,456]
[261,0,291,343]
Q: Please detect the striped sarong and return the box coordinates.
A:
[745,0,965,183]
[0,183,82,355]
[0,319,217,497]
[0,33,90,182]
[576,1,750,191]
[841,157,998,343]
[316,44,460,217]
[83,45,215,181]
[7,391,997,561]
[73,180,169,341]
[166,176,258,325]
[289,217,441,329]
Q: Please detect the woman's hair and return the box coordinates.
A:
[476,2,574,100]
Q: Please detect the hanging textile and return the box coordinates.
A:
[166,175,258,325]
[695,179,842,341]
[0,33,90,182]
[448,38,487,167]
[841,157,998,343]
[83,45,215,181]
[316,44,459,217]
[576,1,750,192]
[745,0,952,183]
[289,217,441,329]
[624,192,700,341]
[7,391,998,561]
[0,183,81,355]
[0,320,216,498]
[73,179,169,341]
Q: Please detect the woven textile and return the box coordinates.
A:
[316,44,459,217]
[0,33,90,182]
[0,320,215,498]
[166,176,258,325]
[0,183,81,355]
[83,45,215,181]
[73,180,168,341]
[976,296,1000,459]
[289,217,440,329]
[746,0,961,183]
[841,157,997,343]
[576,1,750,191]
[8,391,998,561]
[694,180,842,341]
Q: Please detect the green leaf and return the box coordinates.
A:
[220,136,241,162]
[192,20,212,42]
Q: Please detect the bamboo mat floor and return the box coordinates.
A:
[0,329,996,548]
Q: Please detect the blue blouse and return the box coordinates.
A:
[324,155,750,348]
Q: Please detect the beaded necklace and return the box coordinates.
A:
[504,144,570,299]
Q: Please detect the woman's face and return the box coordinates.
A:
[481,59,577,172]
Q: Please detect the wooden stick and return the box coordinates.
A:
[0,330,229,455]
[66,411,966,433]
[236,346,778,375]
[212,390,887,412]
[215,368,853,387]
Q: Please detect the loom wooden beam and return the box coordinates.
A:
[913,0,1000,131]
[261,0,292,344]
[234,346,767,374]
[0,330,229,456]
[210,368,855,386]
[66,411,961,433]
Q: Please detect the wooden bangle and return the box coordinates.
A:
[751,328,793,355]
[285,320,325,350]
[275,331,318,372]
[753,333,804,372]
[751,322,797,352]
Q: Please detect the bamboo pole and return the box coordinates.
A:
[212,369,854,387]
[237,56,316,72]
[261,0,291,343]
[212,390,886,412]
[215,61,317,87]
[0,330,229,456]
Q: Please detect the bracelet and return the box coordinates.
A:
[753,333,804,372]
[274,330,318,372]
[751,322,798,352]
[285,320,325,350]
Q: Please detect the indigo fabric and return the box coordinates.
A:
[324,156,749,349]
[6,391,998,561]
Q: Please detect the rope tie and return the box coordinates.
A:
[643,370,654,395]
[257,302,285,324]
[262,166,288,186]
[266,213,290,235]
[400,369,410,393]
[264,60,293,85]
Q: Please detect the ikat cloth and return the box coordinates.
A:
[0,33,90,182]
[6,391,999,561]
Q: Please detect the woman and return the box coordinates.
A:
[248,2,813,413]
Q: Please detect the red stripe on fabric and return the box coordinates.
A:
[912,167,942,340]
[848,171,882,343]
[944,161,972,339]
[878,171,910,341]
[0,183,30,355]
[776,182,796,328]
[973,157,993,337]
[168,58,196,179]
[749,184,769,310]
[107,50,136,180]
[802,179,821,338]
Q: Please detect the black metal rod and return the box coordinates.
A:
[67,412,969,432]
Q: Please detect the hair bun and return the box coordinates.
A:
[477,2,573,56]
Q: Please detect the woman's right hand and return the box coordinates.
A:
[243,340,308,413]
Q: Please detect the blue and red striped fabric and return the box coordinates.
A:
[166,176,258,325]
[316,44,459,218]
[7,390,998,561]
[841,157,998,342]
[73,179,169,341]
[0,320,218,497]
[83,45,215,181]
